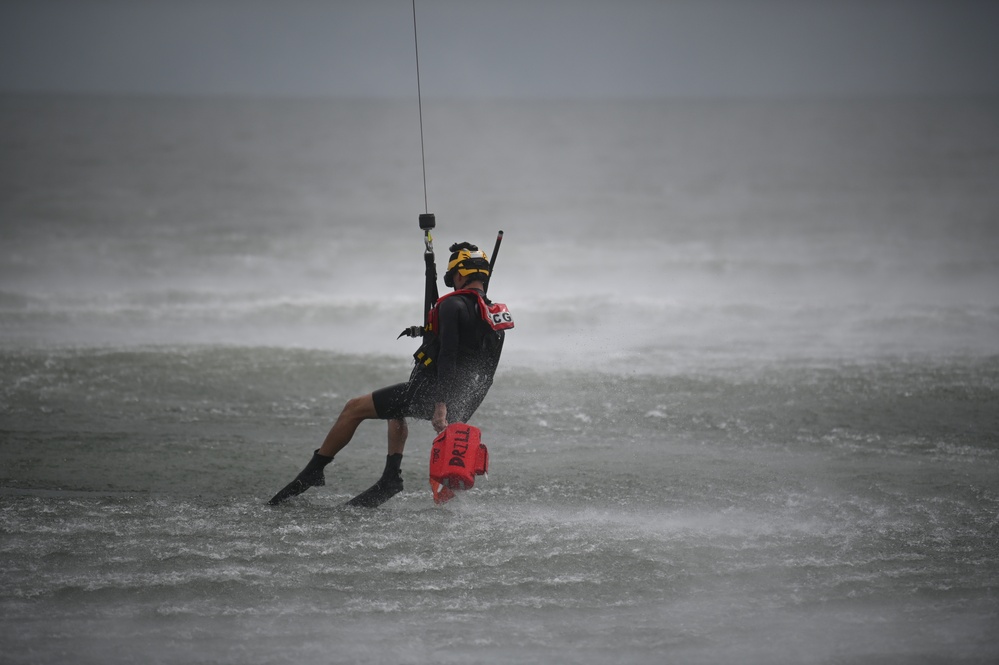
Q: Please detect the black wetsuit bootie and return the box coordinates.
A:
[268,450,333,505]
[346,454,404,508]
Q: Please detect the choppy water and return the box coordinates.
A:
[2,95,998,663]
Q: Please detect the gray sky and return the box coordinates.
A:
[2,0,998,98]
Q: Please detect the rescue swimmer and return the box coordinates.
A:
[268,241,512,507]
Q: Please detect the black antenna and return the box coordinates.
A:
[486,230,503,294]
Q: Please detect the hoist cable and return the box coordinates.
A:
[412,0,429,214]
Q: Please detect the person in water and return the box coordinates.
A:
[268,242,510,507]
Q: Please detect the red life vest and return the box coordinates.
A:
[427,289,514,334]
[429,422,489,504]
[415,289,513,368]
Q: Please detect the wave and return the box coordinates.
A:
[2,287,997,367]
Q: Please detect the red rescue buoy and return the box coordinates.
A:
[429,423,489,504]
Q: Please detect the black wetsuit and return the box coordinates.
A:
[372,287,504,423]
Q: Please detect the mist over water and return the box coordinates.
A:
[3,96,996,364]
[2,95,998,664]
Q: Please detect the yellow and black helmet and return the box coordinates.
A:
[444,242,490,287]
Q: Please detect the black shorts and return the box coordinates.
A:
[371,370,487,424]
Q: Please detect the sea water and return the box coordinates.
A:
[1,95,998,664]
